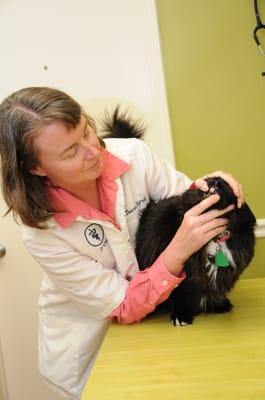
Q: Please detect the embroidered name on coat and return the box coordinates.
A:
[124,197,147,216]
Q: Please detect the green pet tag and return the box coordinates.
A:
[215,249,229,268]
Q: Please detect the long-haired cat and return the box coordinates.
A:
[101,108,256,325]
[134,178,256,325]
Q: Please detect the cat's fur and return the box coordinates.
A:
[134,179,256,325]
[101,108,256,325]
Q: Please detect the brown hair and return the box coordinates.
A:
[0,86,101,229]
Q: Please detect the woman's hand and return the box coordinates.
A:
[194,171,243,208]
[163,194,235,276]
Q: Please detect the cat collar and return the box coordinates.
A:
[214,230,231,268]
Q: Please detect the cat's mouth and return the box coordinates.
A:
[203,186,218,197]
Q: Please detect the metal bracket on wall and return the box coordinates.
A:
[255,219,265,238]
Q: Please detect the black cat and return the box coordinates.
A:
[101,108,256,325]
[135,178,256,325]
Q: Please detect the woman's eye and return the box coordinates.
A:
[66,145,78,158]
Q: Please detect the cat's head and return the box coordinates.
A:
[181,176,255,236]
[187,176,255,232]
[203,177,237,210]
[182,176,237,214]
[202,177,256,232]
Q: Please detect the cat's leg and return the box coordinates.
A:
[169,286,194,326]
[205,293,233,314]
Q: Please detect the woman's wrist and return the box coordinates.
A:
[162,248,186,276]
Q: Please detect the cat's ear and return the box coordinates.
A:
[237,203,256,227]
[229,203,256,232]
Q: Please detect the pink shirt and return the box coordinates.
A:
[48,148,186,324]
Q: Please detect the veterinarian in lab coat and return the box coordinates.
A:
[0,87,243,400]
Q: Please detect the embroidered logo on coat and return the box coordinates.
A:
[84,224,104,247]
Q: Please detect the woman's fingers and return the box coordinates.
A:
[199,217,228,234]
[198,204,235,225]
[204,225,229,243]
[187,194,220,217]
[194,178,209,192]
[234,183,243,208]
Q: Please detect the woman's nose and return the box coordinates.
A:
[83,143,100,160]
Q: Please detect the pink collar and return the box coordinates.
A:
[48,148,130,228]
[216,230,231,243]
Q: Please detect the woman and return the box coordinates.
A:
[0,87,242,400]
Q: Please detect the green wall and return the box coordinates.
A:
[156,0,265,278]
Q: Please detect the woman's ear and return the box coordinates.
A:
[30,165,48,177]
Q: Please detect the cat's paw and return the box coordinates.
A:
[170,313,193,326]
[213,298,233,314]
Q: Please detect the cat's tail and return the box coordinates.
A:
[100,106,146,139]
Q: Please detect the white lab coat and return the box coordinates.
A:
[22,138,192,399]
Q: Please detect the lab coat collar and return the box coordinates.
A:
[47,148,130,228]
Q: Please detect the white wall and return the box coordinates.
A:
[0,1,173,399]
[0,0,174,163]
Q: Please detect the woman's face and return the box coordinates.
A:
[31,115,104,190]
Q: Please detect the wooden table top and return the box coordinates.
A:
[82,278,265,400]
